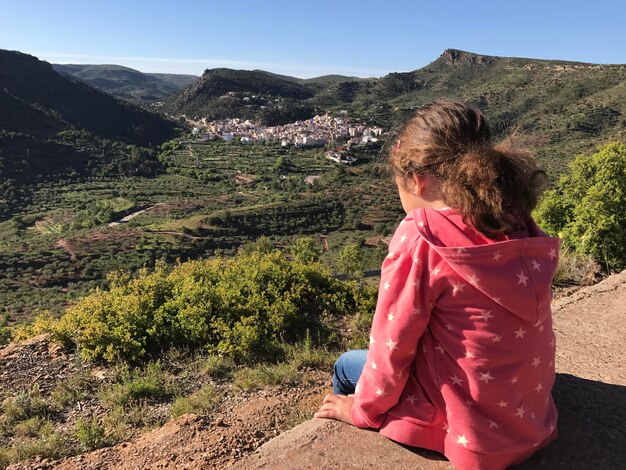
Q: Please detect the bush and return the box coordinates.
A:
[0,313,10,347]
[338,243,366,279]
[13,417,52,438]
[1,387,49,424]
[0,431,71,465]
[52,252,375,364]
[198,355,235,379]
[552,247,600,287]
[75,418,108,452]
[11,311,57,343]
[290,236,322,264]
[49,371,92,409]
[99,361,175,408]
[535,142,626,271]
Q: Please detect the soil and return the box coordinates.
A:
[1,337,330,470]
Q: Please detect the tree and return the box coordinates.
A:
[290,236,322,264]
[338,243,365,280]
[240,236,274,255]
[534,142,626,271]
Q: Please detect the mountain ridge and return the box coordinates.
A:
[52,63,197,103]
[0,48,179,219]
[157,48,626,177]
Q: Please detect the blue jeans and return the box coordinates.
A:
[333,349,368,395]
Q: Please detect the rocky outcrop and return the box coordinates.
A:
[440,49,495,66]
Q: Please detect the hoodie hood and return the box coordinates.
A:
[411,208,560,325]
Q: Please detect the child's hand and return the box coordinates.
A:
[314,393,354,425]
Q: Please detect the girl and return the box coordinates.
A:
[315,100,560,470]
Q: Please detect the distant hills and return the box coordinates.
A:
[53,63,197,104]
[2,47,626,183]
[162,49,626,172]
[0,49,179,218]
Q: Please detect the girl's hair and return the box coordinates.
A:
[390,99,546,238]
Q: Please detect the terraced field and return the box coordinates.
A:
[0,140,400,321]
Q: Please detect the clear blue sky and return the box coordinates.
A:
[1,0,625,78]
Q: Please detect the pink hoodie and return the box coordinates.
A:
[351,208,560,470]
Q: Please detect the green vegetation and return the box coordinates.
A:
[1,387,49,424]
[75,418,108,452]
[338,243,366,280]
[535,142,626,271]
[0,49,179,221]
[49,371,92,409]
[0,314,10,347]
[0,139,392,322]
[196,355,236,379]
[170,384,219,418]
[98,362,177,407]
[53,64,197,105]
[48,251,375,364]
[290,236,322,264]
[166,49,626,178]
[233,363,302,392]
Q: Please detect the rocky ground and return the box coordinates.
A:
[2,272,624,469]
[0,336,330,470]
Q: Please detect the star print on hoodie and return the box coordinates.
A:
[351,208,560,470]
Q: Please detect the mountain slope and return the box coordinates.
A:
[166,50,626,161]
[360,49,626,170]
[53,63,197,103]
[164,68,319,124]
[1,50,176,144]
[0,49,179,219]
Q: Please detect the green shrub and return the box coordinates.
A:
[198,355,235,379]
[53,252,375,364]
[1,388,49,424]
[103,402,166,440]
[0,313,10,347]
[2,431,71,465]
[10,311,57,343]
[99,361,174,408]
[170,384,219,418]
[338,243,365,279]
[535,142,626,271]
[13,417,53,438]
[552,247,600,286]
[284,331,337,370]
[49,371,92,409]
[75,418,108,452]
[290,236,322,264]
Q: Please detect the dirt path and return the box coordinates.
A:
[108,204,164,227]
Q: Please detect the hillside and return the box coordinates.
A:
[167,49,626,173]
[3,271,623,469]
[0,50,176,143]
[164,68,318,125]
[0,49,181,222]
[53,64,197,104]
[0,49,179,217]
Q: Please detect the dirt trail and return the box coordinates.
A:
[108,204,164,227]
